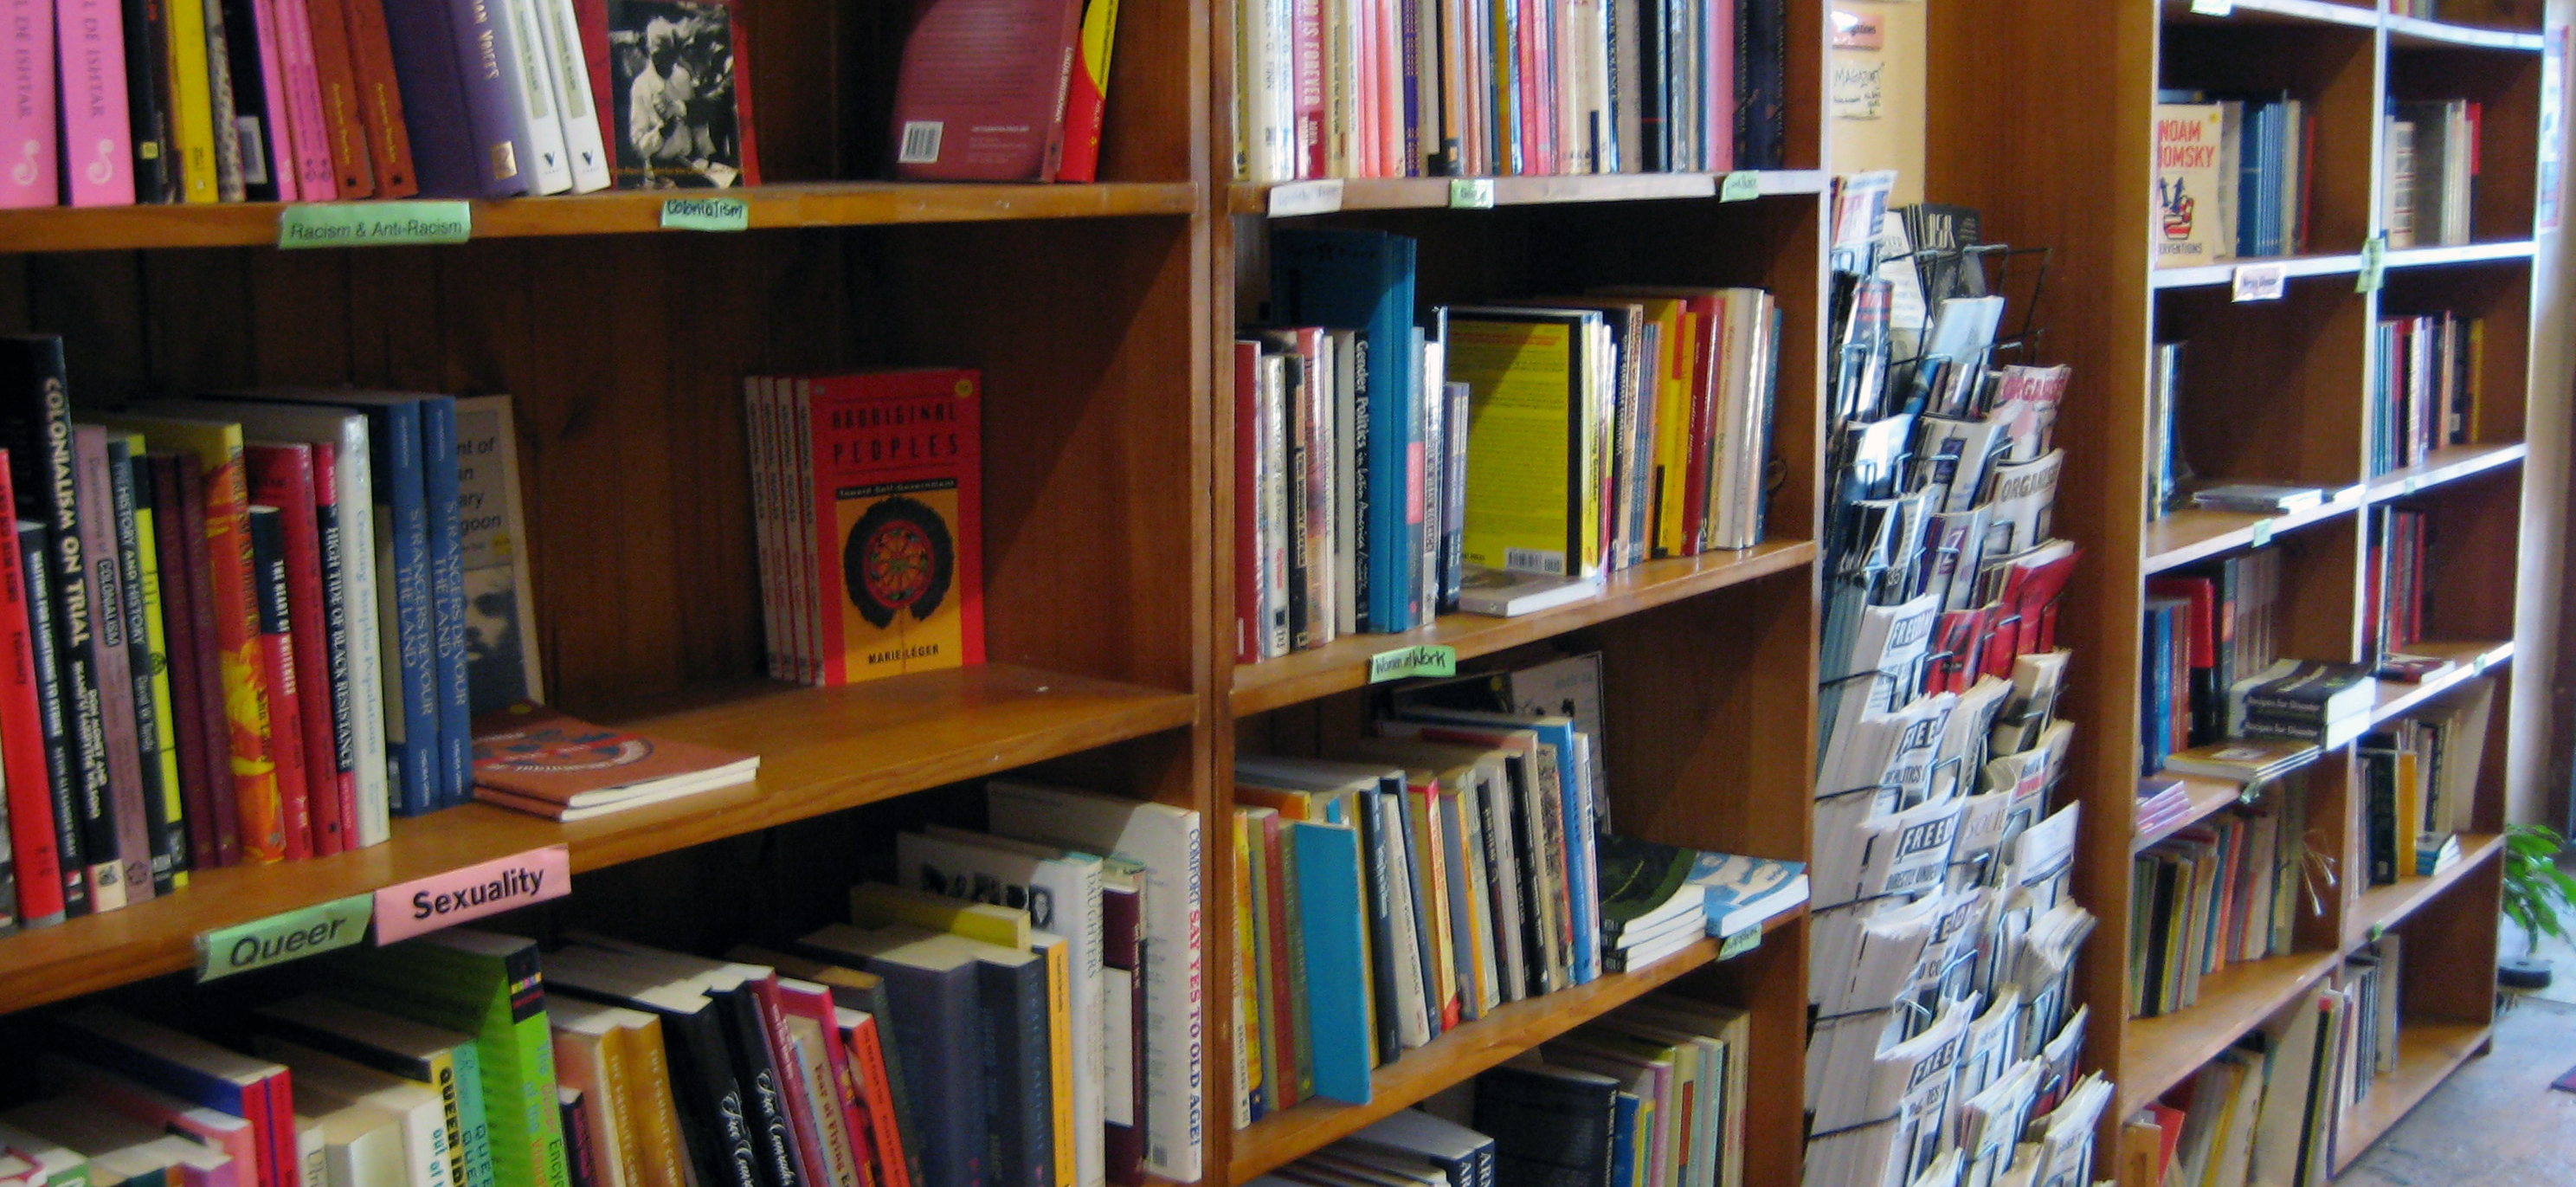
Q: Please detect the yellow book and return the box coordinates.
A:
[125,435,187,887]
[589,1021,645,1187]
[1231,810,1259,1126]
[2395,745,2424,869]
[615,1013,687,1187]
[1028,932,1075,1187]
[164,0,218,201]
[1447,312,1603,579]
[847,882,1031,949]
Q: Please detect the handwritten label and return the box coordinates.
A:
[1368,644,1458,683]
[196,894,374,981]
[1448,177,1496,209]
[1831,10,1883,49]
[661,196,749,231]
[2250,519,2274,548]
[279,201,473,248]
[2357,234,2386,293]
[2231,261,2286,302]
[1268,179,1344,217]
[2190,0,2231,14]
[1718,926,1762,960]
[375,845,571,944]
[1720,171,1762,202]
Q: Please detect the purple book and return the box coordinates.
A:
[381,0,525,195]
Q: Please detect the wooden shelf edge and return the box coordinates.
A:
[2151,253,2364,291]
[2386,15,2545,50]
[2369,640,2514,726]
[0,182,1207,253]
[2161,0,2380,31]
[2329,1020,2495,1174]
[1227,937,1722,1183]
[2135,773,2258,851]
[0,663,1197,1015]
[2343,833,2505,948]
[2142,491,2363,574]
[1227,171,1830,216]
[1229,540,1816,715]
[2364,442,2528,504]
[2383,241,2539,270]
[2118,950,2344,1114]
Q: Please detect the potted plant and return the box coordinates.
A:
[2501,823,2576,989]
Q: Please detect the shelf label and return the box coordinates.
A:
[1720,171,1762,202]
[1448,178,1496,209]
[2400,475,2422,496]
[2357,234,2386,293]
[196,894,374,982]
[1718,926,1761,959]
[2250,519,2275,548]
[2230,261,2286,302]
[2189,0,2231,14]
[279,201,473,248]
[1268,179,1344,217]
[1368,644,1458,683]
[661,196,750,231]
[375,845,571,944]
[2368,923,2386,943]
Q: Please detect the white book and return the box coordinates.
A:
[498,0,574,194]
[453,397,544,713]
[1328,329,1357,637]
[138,398,390,845]
[531,0,609,190]
[985,778,1202,1183]
[258,1040,454,1187]
[899,826,1111,1187]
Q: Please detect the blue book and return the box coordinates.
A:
[2143,602,2177,774]
[415,396,471,807]
[2237,103,2267,257]
[1289,819,1374,1105]
[1608,1092,1639,1187]
[1685,852,1809,937]
[1270,229,1420,632]
[215,391,442,815]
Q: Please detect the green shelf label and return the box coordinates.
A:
[196,894,375,982]
[279,201,472,248]
[1368,644,1459,683]
[1448,178,1496,209]
[2357,235,2386,293]
[662,196,750,231]
[2250,519,2274,548]
[1720,171,1761,202]
[1718,926,1761,959]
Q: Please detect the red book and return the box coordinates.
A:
[306,441,357,843]
[298,0,375,195]
[171,450,240,867]
[0,452,64,924]
[244,505,312,861]
[1291,0,1323,177]
[246,444,346,858]
[772,978,873,1187]
[146,454,219,874]
[335,0,414,196]
[889,0,1085,180]
[838,1009,908,1187]
[1232,341,1259,665]
[1053,0,1117,182]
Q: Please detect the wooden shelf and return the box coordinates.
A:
[2120,950,2344,1114]
[2135,773,2257,850]
[2385,240,2540,270]
[1227,171,1830,216]
[0,663,1196,1015]
[2370,640,2515,726]
[2365,442,2528,503]
[2329,1019,2495,1171]
[0,181,1206,253]
[2151,252,2366,291]
[2142,488,2364,574]
[2345,833,2504,947]
[2386,16,2545,51]
[2160,0,2380,31]
[1228,539,1815,715]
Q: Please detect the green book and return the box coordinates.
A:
[328,929,570,1187]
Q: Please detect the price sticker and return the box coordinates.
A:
[2190,0,2232,13]
[1268,179,1345,217]
[1720,171,1762,202]
[196,894,374,982]
[1718,926,1762,960]
[2251,519,2275,548]
[661,196,750,231]
[1368,644,1459,683]
[279,201,473,248]
[2231,261,2287,302]
[1448,177,1496,209]
[2357,234,2387,293]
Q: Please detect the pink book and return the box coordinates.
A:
[1353,0,1377,176]
[54,0,133,205]
[0,0,55,205]
[1374,0,1399,176]
[1704,0,1733,171]
[270,0,338,199]
[248,0,301,200]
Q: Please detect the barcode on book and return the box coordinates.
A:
[898,121,944,164]
[1506,548,1565,574]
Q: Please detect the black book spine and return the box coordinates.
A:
[216,0,277,199]
[2142,856,2176,1016]
[852,980,926,1187]
[974,959,1053,1187]
[712,986,805,1187]
[2365,751,2399,885]
[1472,1069,1616,1187]
[1284,354,1311,651]
[847,957,988,1187]
[1356,790,1401,1060]
[562,1090,597,1187]
[105,436,175,893]
[121,0,177,202]
[199,0,245,199]
[664,1004,763,1187]
[18,524,85,917]
[1633,0,1663,171]
[312,467,357,794]
[14,365,119,911]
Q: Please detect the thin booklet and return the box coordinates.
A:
[469,703,757,820]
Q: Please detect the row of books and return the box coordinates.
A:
[2140,549,2287,772]
[744,369,986,689]
[2365,506,2429,671]
[1806,184,2103,1187]
[2128,962,2402,1187]
[2359,677,2493,885]
[0,335,542,932]
[1229,0,1790,181]
[2384,100,2483,249]
[2128,771,2312,1019]
[2153,94,2315,268]
[2368,310,2484,477]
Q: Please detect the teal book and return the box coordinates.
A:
[1289,819,1373,1104]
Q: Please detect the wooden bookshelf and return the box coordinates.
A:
[2135,773,2260,849]
[1226,170,1832,216]
[1930,0,2565,1171]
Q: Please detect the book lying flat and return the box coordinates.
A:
[2188,484,2325,514]
[467,705,758,821]
[1456,567,1604,617]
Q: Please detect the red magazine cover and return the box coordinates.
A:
[0,451,65,923]
[888,0,1084,180]
[247,444,349,857]
[244,506,312,859]
[795,369,982,686]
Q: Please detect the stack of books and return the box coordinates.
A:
[1229,0,1793,181]
[2359,679,2493,884]
[2227,661,2375,749]
[9,776,1213,1187]
[2368,311,2484,475]
[1233,229,1782,658]
[2152,93,2315,268]
[2141,549,2285,773]
[2136,776,2193,834]
[2384,100,2482,248]
[0,334,541,933]
[2128,770,2311,1019]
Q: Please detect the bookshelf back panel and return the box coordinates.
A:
[2158,23,2382,254]
[2380,258,2536,442]
[2392,467,2525,640]
[2156,280,2371,488]
[2386,852,2503,1024]
[2386,48,2544,244]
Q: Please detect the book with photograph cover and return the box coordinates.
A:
[597,0,758,189]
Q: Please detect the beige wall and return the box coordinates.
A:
[2516,1,2575,826]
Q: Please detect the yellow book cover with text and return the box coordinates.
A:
[1448,314,1594,577]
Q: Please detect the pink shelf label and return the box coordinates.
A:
[374,845,571,944]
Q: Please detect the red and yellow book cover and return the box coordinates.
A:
[799,369,983,687]
[1053,0,1119,183]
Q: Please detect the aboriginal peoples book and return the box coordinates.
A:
[746,368,985,687]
